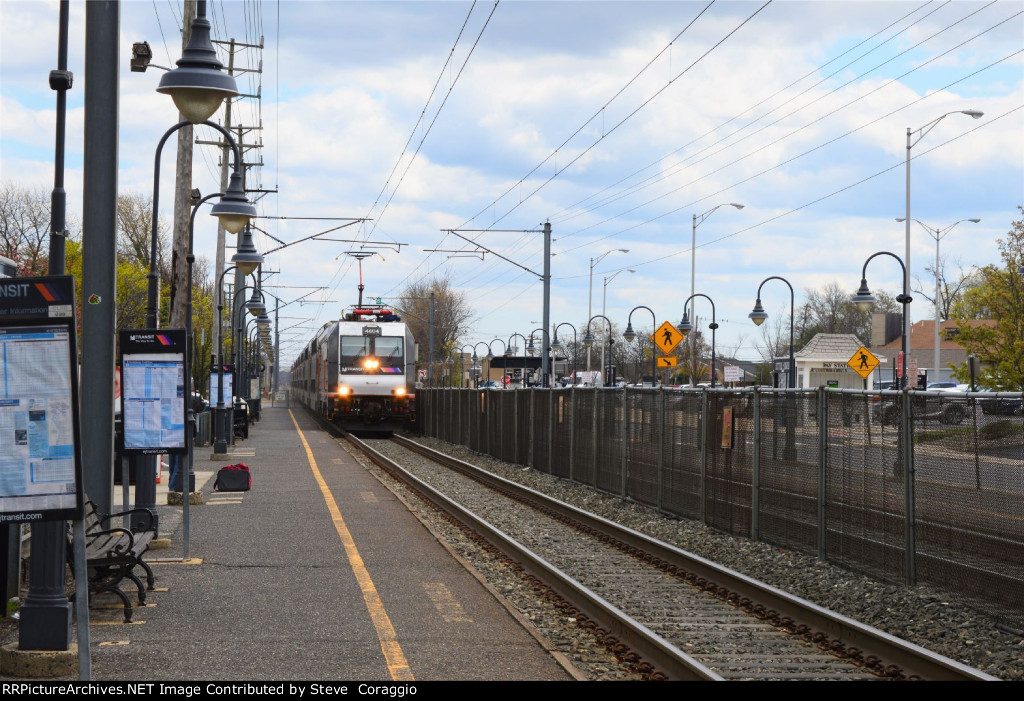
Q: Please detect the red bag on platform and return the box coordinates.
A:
[214,463,251,492]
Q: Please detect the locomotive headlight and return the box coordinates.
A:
[393,387,407,397]
[363,358,380,370]
[338,386,351,396]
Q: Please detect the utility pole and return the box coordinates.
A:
[168,0,196,328]
[542,221,551,387]
[204,36,262,370]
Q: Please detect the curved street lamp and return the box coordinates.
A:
[472,341,490,388]
[507,333,528,388]
[489,339,507,385]
[679,293,718,388]
[622,305,657,386]
[749,276,796,388]
[852,251,913,389]
[156,0,239,124]
[550,322,578,386]
[588,248,629,370]
[904,110,982,347]
[458,344,475,387]
[583,315,614,387]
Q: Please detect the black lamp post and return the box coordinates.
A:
[678,294,718,388]
[472,342,490,388]
[550,323,577,385]
[749,276,796,388]
[852,252,912,389]
[526,328,546,387]
[623,306,657,386]
[213,261,262,454]
[507,333,528,388]
[458,344,474,387]
[489,339,507,385]
[583,315,614,387]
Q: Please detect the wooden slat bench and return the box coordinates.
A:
[67,499,156,622]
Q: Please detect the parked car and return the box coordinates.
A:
[979,396,1023,416]
[874,388,971,426]
[479,381,503,390]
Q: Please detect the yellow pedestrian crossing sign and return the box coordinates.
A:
[848,346,879,380]
[654,320,682,354]
[657,356,678,368]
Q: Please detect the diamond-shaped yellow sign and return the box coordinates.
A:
[654,321,682,354]
[848,346,879,380]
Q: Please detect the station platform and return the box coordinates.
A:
[3,404,575,682]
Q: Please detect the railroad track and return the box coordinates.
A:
[328,421,997,681]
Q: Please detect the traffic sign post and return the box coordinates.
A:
[653,320,682,355]
[848,346,880,381]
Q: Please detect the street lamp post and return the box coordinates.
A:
[896,217,980,384]
[583,316,614,387]
[748,276,796,388]
[852,252,913,388]
[622,306,657,385]
[472,342,490,388]
[690,204,743,385]
[507,333,528,388]
[749,277,797,460]
[588,248,628,372]
[489,339,507,385]
[213,263,262,454]
[602,268,634,383]
[679,294,718,388]
[550,323,577,385]
[458,344,474,387]
[526,328,546,386]
[904,110,983,350]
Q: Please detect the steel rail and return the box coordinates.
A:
[341,432,722,681]
[390,434,999,682]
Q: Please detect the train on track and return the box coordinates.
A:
[291,302,417,434]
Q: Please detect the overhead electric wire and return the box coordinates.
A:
[552,0,1002,236]
[383,0,725,297]
[547,0,950,224]
[468,105,1020,326]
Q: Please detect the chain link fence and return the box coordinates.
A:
[416,386,1024,626]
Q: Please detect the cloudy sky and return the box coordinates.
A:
[2,0,1022,370]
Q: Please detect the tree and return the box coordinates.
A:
[396,274,474,362]
[795,281,898,349]
[117,191,169,267]
[913,256,975,321]
[950,207,1024,391]
[0,181,80,275]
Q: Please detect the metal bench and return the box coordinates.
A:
[67,499,156,622]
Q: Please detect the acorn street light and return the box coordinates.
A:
[749,276,796,389]
[852,251,912,389]
[623,305,657,385]
[679,293,718,388]
[507,333,528,388]
[583,315,614,387]
[156,0,239,124]
[551,322,577,385]
[588,248,628,371]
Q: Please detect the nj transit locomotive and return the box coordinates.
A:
[291,305,416,433]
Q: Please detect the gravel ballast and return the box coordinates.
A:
[352,434,1023,681]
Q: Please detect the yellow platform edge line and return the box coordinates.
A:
[289,409,414,682]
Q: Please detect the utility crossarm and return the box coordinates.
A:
[443,228,542,278]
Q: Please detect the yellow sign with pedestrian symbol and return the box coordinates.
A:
[848,346,879,380]
[654,321,683,354]
[657,356,678,368]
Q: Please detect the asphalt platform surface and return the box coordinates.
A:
[3,402,573,682]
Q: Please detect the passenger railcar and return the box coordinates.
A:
[292,305,416,433]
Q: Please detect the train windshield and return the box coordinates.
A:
[339,336,369,374]
[375,336,404,373]
[338,335,404,374]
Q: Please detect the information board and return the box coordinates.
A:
[0,276,83,522]
[119,329,187,455]
[208,366,233,406]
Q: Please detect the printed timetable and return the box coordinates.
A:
[0,325,77,512]
[122,353,186,452]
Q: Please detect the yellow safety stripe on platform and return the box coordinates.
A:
[289,410,414,681]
